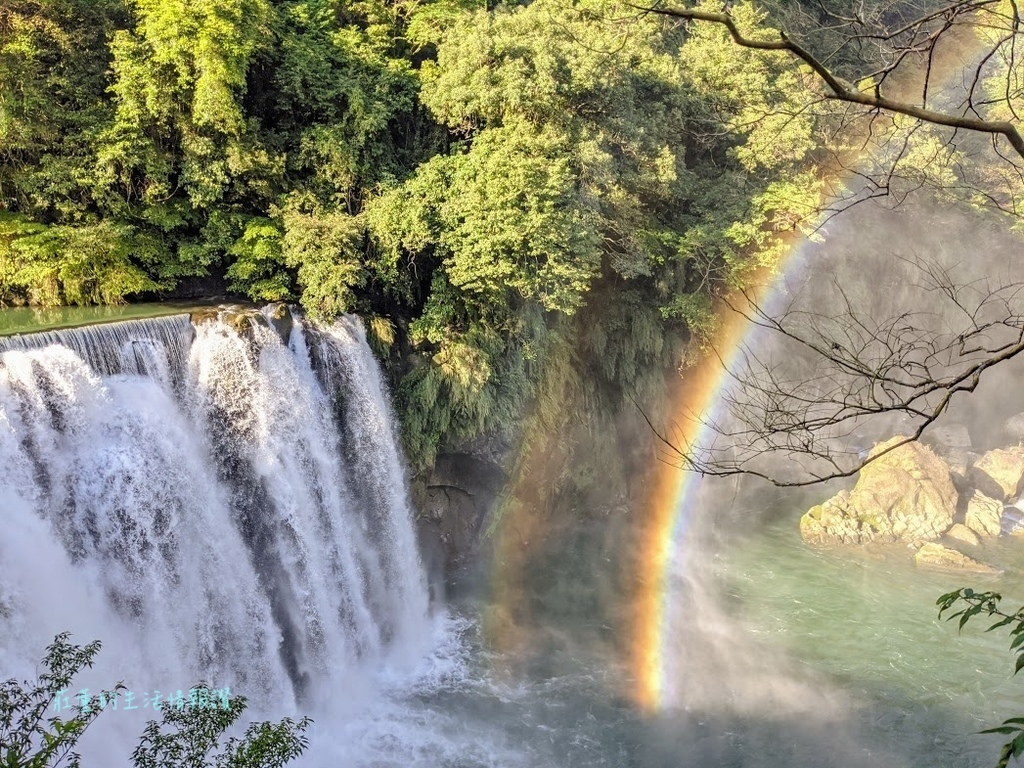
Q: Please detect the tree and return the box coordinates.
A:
[620,8,1024,766]
[623,0,1024,486]
[639,1,1024,158]
[365,0,823,464]
[636,0,1024,224]
[0,633,310,768]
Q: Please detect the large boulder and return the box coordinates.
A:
[800,437,957,546]
[964,490,1003,537]
[914,542,999,574]
[968,447,1024,501]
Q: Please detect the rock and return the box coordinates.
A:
[948,458,979,494]
[922,423,973,455]
[801,491,856,545]
[800,437,957,546]
[265,303,293,345]
[922,424,976,487]
[1002,504,1024,535]
[191,305,263,340]
[1003,412,1024,445]
[945,523,981,547]
[968,447,1024,501]
[965,490,1003,537]
[914,542,999,574]
[412,453,506,573]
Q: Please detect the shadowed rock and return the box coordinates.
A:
[967,447,1024,501]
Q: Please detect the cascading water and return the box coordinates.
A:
[4,301,1023,768]
[0,309,449,764]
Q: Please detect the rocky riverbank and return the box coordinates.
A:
[800,427,1024,572]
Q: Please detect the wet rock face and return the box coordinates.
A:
[800,437,957,546]
[265,303,293,344]
[1003,504,1024,535]
[413,452,506,576]
[189,304,293,345]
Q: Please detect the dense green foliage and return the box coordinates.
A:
[0,0,823,462]
[0,633,310,768]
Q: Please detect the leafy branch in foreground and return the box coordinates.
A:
[0,632,116,768]
[938,588,1024,768]
[0,633,311,768]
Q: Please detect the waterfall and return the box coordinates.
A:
[0,315,195,388]
[0,308,431,732]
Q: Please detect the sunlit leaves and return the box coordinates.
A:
[102,0,275,208]
[224,217,290,302]
[0,214,160,305]
[278,197,365,318]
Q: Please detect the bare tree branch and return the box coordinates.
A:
[634,2,1024,159]
[641,244,1024,487]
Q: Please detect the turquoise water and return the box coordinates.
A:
[714,520,1024,766]
[440,509,1024,767]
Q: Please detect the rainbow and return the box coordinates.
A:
[478,21,994,708]
[630,17,992,698]
[630,234,818,710]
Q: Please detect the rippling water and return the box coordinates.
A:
[382,511,1024,768]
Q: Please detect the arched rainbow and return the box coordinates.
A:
[631,235,816,710]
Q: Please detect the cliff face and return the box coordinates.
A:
[412,452,507,577]
[409,368,672,589]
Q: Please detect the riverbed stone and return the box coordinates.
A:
[945,523,981,547]
[800,437,957,546]
[968,447,1024,501]
[964,490,1003,537]
[914,542,999,574]
[265,302,293,345]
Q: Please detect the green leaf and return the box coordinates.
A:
[981,726,1021,735]
[988,616,1016,631]
[1013,653,1024,676]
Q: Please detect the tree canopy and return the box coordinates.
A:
[0,0,827,462]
